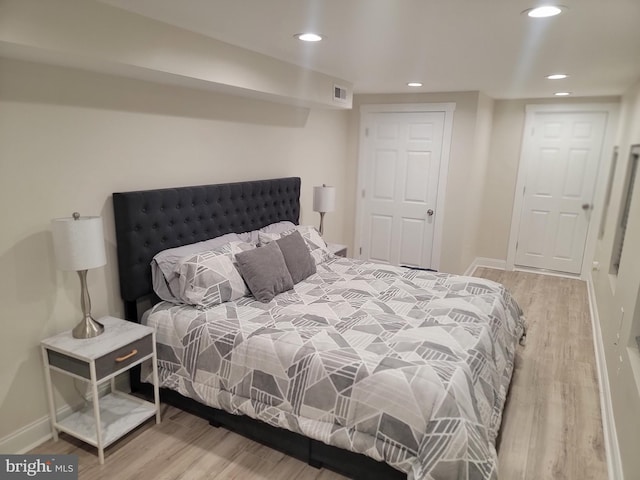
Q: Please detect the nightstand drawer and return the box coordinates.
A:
[95,334,153,380]
[47,333,153,381]
[47,350,91,379]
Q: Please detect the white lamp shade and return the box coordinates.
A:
[51,215,107,271]
[313,185,336,213]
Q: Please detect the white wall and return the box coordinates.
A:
[0,57,350,445]
[462,92,495,268]
[0,0,352,109]
[591,79,640,479]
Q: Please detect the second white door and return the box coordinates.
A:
[360,111,446,269]
[514,111,607,274]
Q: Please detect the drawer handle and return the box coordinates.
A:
[115,349,138,362]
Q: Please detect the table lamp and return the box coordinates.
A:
[313,184,336,236]
[51,212,107,339]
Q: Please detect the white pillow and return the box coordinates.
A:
[237,221,297,244]
[259,225,332,265]
[174,241,255,309]
[151,232,241,302]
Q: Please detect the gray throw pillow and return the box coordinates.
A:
[258,225,332,265]
[235,241,294,303]
[276,230,316,284]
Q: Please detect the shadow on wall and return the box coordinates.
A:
[0,58,311,128]
[101,197,125,320]
[0,231,57,433]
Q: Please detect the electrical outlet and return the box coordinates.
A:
[615,307,625,346]
[617,355,624,376]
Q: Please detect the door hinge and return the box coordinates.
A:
[516,241,519,251]
[523,186,526,196]
[531,127,535,136]
[359,247,362,255]
[361,189,366,198]
[365,127,369,137]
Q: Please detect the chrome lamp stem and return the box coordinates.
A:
[72,269,104,339]
[318,211,326,236]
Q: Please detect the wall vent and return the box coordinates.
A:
[333,84,348,103]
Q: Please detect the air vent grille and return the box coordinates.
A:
[333,84,348,103]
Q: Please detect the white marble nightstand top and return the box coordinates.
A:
[41,316,152,361]
[327,243,347,255]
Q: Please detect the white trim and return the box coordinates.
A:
[359,103,457,114]
[463,257,507,276]
[513,266,581,280]
[0,404,71,454]
[355,103,456,270]
[507,103,620,279]
[525,103,619,114]
[586,273,624,480]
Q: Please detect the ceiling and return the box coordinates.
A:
[98,0,640,99]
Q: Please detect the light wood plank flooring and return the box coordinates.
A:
[475,268,607,480]
[31,269,607,479]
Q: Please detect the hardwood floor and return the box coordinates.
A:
[30,406,348,480]
[30,269,607,479]
[475,268,607,480]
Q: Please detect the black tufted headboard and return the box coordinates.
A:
[113,177,301,319]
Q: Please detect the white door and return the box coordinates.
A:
[360,111,445,269]
[514,111,607,274]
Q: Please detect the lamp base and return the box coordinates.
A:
[72,316,104,339]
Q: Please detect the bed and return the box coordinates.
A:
[113,177,525,480]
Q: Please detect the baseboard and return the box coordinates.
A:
[586,274,624,480]
[0,405,70,455]
[513,265,581,280]
[464,257,507,276]
[0,376,129,454]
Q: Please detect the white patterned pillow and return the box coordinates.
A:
[259,225,332,265]
[151,232,242,302]
[175,242,254,309]
[216,241,256,260]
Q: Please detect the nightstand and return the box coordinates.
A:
[328,243,348,257]
[41,316,160,464]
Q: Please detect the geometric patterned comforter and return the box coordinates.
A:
[142,257,525,480]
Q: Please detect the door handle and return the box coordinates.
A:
[582,203,592,211]
[427,209,434,216]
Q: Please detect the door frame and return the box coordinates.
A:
[355,103,455,270]
[506,103,619,279]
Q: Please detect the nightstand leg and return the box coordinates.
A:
[151,332,161,424]
[41,346,58,442]
[89,362,104,464]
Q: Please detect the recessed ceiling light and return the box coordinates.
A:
[294,33,324,42]
[407,82,423,87]
[554,92,571,96]
[525,5,563,18]
[546,74,568,80]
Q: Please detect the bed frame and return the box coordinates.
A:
[112,177,405,480]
